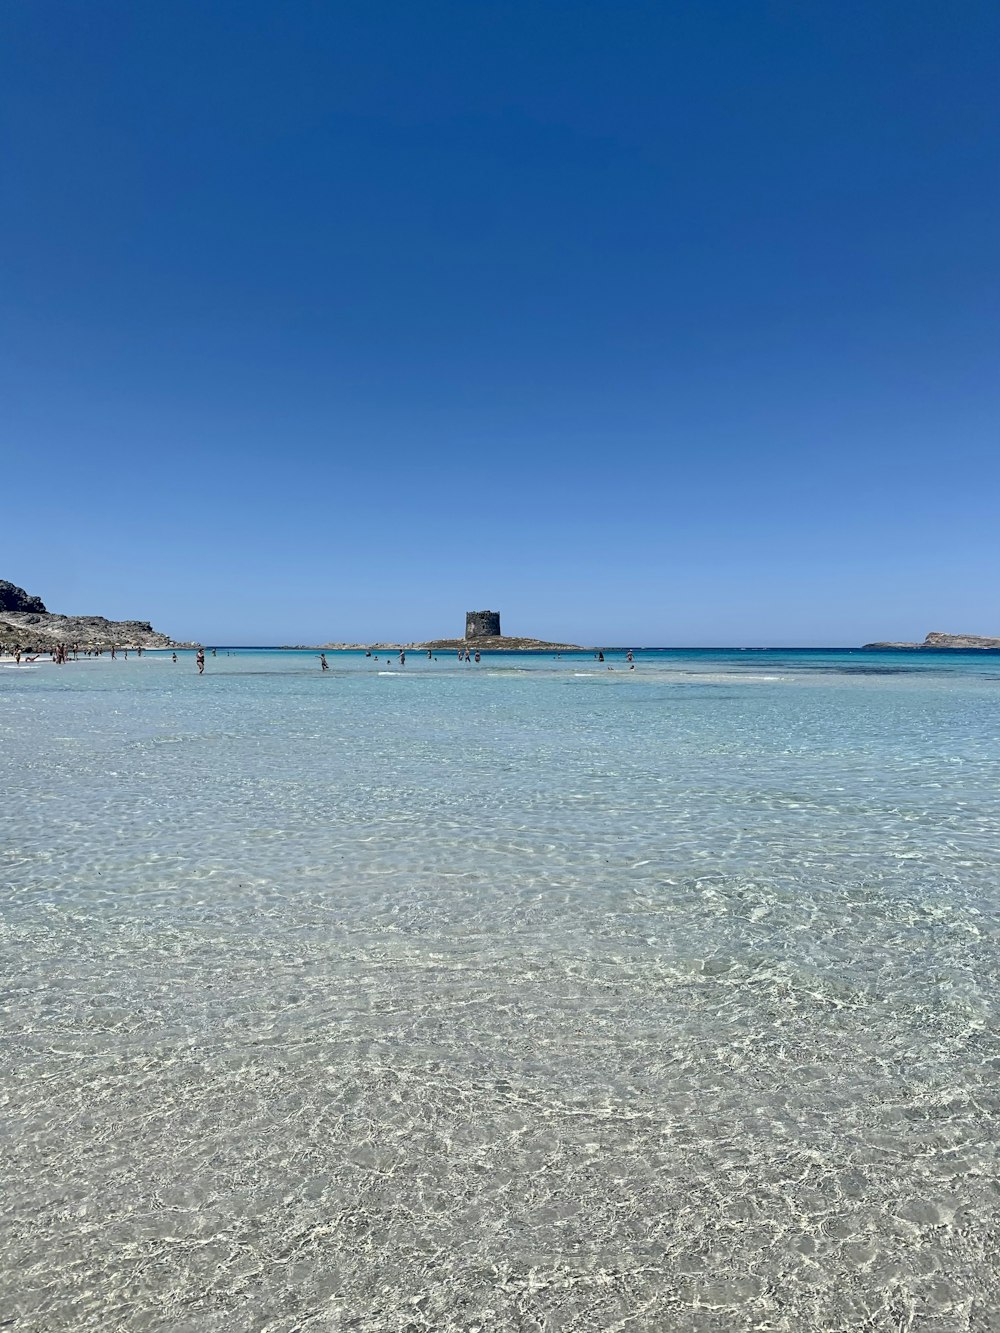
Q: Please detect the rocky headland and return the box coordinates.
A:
[862,631,1000,650]
[0,580,193,651]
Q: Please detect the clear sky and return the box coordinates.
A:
[3,1,998,645]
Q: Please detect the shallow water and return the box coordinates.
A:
[2,648,999,1330]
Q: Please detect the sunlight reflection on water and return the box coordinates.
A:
[2,649,999,1330]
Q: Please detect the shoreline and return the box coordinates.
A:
[7,644,1000,664]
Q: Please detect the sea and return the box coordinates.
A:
[2,647,999,1331]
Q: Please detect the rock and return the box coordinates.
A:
[921,631,1000,649]
[862,631,1000,650]
[415,635,585,652]
[0,580,47,613]
[0,579,191,650]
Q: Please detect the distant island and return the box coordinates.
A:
[863,631,1000,650]
[0,579,193,651]
[288,609,586,653]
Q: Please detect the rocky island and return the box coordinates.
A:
[863,630,1000,650]
[0,579,193,652]
[297,609,587,653]
[417,609,584,651]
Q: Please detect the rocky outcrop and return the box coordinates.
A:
[417,635,584,652]
[0,579,191,650]
[0,580,47,614]
[0,612,190,651]
[302,610,585,652]
[922,631,1000,649]
[294,636,587,652]
[863,631,1000,650]
[445,610,579,649]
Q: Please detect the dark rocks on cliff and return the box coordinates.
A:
[0,580,47,614]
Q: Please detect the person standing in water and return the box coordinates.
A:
[172,653,177,663]
[399,648,406,666]
[319,653,329,671]
[196,648,205,674]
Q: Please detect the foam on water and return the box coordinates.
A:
[2,648,999,1330]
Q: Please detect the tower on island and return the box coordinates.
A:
[466,609,501,640]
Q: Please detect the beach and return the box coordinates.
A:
[2,648,998,1330]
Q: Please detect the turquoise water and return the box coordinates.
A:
[2,648,999,1330]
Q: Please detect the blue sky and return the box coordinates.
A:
[3,1,998,645]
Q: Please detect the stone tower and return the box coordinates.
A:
[466,609,501,640]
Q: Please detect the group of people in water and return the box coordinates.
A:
[201,647,637,673]
[354,647,484,667]
[5,643,636,671]
[315,647,637,670]
[0,643,226,670]
[1,641,155,664]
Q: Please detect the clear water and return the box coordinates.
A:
[2,648,999,1331]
